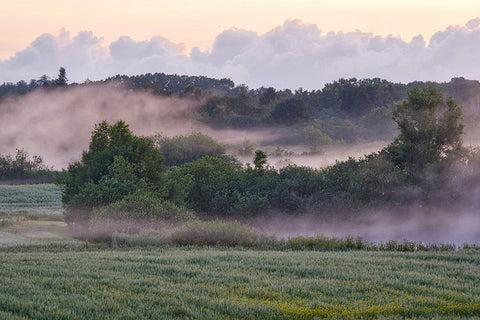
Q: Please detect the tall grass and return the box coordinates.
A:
[111,220,475,252]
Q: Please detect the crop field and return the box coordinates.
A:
[0,184,62,215]
[0,248,479,319]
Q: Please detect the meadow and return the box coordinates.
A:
[0,247,479,319]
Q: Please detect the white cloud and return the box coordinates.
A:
[1,18,480,89]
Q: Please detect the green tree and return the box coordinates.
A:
[259,87,276,105]
[0,149,52,181]
[58,120,166,224]
[270,98,309,126]
[253,150,268,172]
[166,156,242,214]
[304,126,333,148]
[386,86,464,179]
[154,132,232,167]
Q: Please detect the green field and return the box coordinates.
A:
[0,184,62,215]
[0,248,479,319]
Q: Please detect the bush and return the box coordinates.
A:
[58,120,171,224]
[287,234,366,251]
[155,132,234,166]
[166,156,244,215]
[112,230,165,247]
[169,220,261,247]
[93,191,196,222]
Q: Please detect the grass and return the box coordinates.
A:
[0,184,62,215]
[0,247,479,319]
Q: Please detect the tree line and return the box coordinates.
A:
[3,69,480,148]
[55,86,480,226]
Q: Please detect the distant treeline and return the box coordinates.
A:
[2,70,480,146]
[0,149,56,183]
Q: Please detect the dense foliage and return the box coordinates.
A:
[54,86,478,222]
[0,149,54,182]
[155,132,235,167]
[58,120,189,224]
[162,87,474,216]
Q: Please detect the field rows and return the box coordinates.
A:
[0,248,479,319]
[0,184,62,214]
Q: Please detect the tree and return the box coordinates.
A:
[58,120,166,224]
[386,86,464,179]
[253,150,268,172]
[270,98,309,126]
[259,87,276,105]
[154,132,231,167]
[166,156,242,214]
[55,67,68,86]
[0,149,52,180]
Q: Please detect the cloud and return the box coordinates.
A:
[1,18,480,89]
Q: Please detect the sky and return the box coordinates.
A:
[1,0,479,89]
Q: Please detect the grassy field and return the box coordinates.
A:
[0,184,62,215]
[0,247,479,319]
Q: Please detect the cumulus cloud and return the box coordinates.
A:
[1,18,480,89]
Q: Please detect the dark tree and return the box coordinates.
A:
[270,98,309,126]
[253,150,268,172]
[259,87,276,105]
[55,67,68,86]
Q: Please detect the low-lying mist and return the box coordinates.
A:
[248,206,480,244]
[0,85,297,168]
[0,84,392,169]
[0,84,197,168]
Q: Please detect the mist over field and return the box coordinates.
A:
[0,85,281,168]
[249,208,480,244]
[3,4,480,320]
[0,85,198,167]
[0,84,388,169]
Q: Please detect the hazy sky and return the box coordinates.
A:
[1,0,479,88]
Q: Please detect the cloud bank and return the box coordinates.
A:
[1,18,480,89]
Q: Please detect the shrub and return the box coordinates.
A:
[58,120,169,224]
[155,132,233,167]
[287,234,366,251]
[93,191,195,222]
[169,220,261,247]
[112,230,165,247]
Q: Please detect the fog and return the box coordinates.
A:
[0,84,283,168]
[0,84,392,169]
[248,207,480,244]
